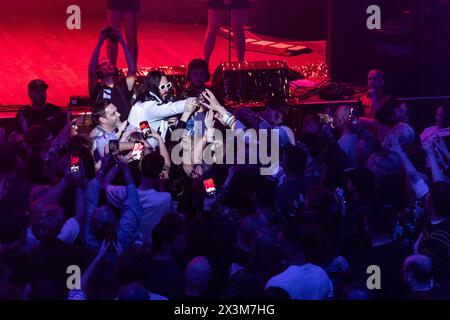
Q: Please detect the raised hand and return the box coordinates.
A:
[422,140,434,156]
[201,89,223,113]
[115,153,132,170]
[99,26,111,42]
[184,97,199,116]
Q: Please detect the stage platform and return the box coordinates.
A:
[0,16,326,109]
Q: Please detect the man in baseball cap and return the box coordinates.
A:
[16,79,61,132]
[28,79,49,92]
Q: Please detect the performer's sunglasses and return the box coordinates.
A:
[159,82,172,90]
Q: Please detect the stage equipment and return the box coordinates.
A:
[212,60,290,106]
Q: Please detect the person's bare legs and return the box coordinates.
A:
[124,11,138,66]
[107,10,123,67]
[204,9,225,64]
[231,9,248,62]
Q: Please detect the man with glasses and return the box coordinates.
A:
[128,70,197,144]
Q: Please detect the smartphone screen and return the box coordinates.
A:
[70,155,80,174]
[131,142,144,161]
[139,121,151,139]
[203,178,216,197]
[109,140,120,156]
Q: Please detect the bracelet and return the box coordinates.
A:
[222,112,232,126]
[226,116,236,128]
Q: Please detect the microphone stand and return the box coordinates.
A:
[228,5,232,62]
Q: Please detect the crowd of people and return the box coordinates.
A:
[0,26,449,301]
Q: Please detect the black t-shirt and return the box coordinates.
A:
[352,241,410,299]
[420,219,450,277]
[90,78,134,122]
[16,103,61,132]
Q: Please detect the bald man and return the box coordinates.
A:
[359,69,392,118]
[184,256,213,299]
[403,255,437,300]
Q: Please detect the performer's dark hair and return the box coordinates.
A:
[136,70,169,103]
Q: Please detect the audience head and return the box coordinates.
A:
[435,105,450,129]
[367,69,385,92]
[96,57,115,79]
[141,152,165,180]
[334,105,353,131]
[366,152,402,187]
[139,70,172,103]
[376,99,410,127]
[356,132,381,166]
[185,256,212,296]
[261,100,289,127]
[391,123,415,147]
[302,113,322,135]
[92,100,121,131]
[343,285,371,300]
[30,205,65,243]
[118,282,149,300]
[237,213,269,253]
[248,229,281,280]
[91,206,119,241]
[28,79,48,107]
[393,102,410,124]
[151,214,185,256]
[276,224,309,261]
[187,58,210,90]
[119,247,153,286]
[403,254,433,290]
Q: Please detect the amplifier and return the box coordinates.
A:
[212,60,290,106]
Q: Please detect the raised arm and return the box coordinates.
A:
[201,89,246,132]
[424,141,449,183]
[33,175,69,211]
[146,98,196,122]
[88,28,108,96]
[81,240,109,291]
[115,155,142,249]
